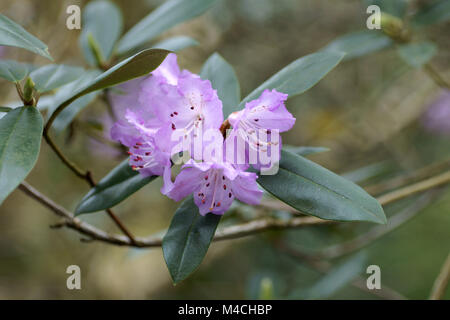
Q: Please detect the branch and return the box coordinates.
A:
[18,165,450,248]
[18,181,329,248]
[42,128,137,244]
[365,157,450,196]
[423,63,450,89]
[43,131,92,182]
[260,169,450,214]
[377,170,450,205]
[430,253,450,300]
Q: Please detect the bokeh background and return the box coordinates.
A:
[0,0,449,299]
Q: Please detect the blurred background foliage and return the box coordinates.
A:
[0,0,449,299]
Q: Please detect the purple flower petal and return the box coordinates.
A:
[166,160,262,215]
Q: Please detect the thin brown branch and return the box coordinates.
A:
[18,158,450,249]
[423,64,450,89]
[42,128,137,244]
[430,253,450,300]
[18,181,329,248]
[377,170,450,205]
[260,169,450,214]
[43,130,91,181]
[365,158,450,196]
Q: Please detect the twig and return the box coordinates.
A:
[260,169,450,214]
[430,253,450,300]
[18,181,330,248]
[43,126,137,244]
[18,160,450,249]
[424,63,450,89]
[43,132,91,181]
[365,158,450,196]
[377,170,450,205]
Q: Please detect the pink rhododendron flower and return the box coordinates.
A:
[166,159,262,215]
[111,53,294,215]
[228,89,295,169]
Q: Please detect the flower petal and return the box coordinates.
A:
[231,171,263,205]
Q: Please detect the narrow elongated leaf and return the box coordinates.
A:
[0,106,43,204]
[397,42,438,68]
[50,70,102,133]
[257,150,386,224]
[323,30,392,60]
[30,64,85,93]
[79,0,123,65]
[342,161,390,183]
[0,14,52,60]
[289,253,367,299]
[0,60,29,82]
[201,53,240,118]
[283,145,330,157]
[53,93,98,133]
[240,51,345,107]
[153,36,199,52]
[0,106,12,113]
[48,48,170,125]
[117,0,218,54]
[163,197,221,284]
[75,160,157,215]
[305,253,366,299]
[412,0,450,26]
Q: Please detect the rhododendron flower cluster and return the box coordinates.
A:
[111,53,296,215]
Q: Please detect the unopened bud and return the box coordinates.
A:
[381,13,410,42]
[87,33,105,68]
[23,77,35,105]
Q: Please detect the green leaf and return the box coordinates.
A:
[0,60,29,82]
[117,0,218,54]
[240,51,344,107]
[342,161,390,183]
[289,253,367,299]
[75,160,157,215]
[30,64,85,93]
[323,30,392,60]
[153,36,199,52]
[0,106,12,113]
[53,93,98,133]
[257,150,386,224]
[412,0,450,26]
[48,48,170,125]
[79,0,123,66]
[163,197,221,284]
[201,53,240,119]
[283,145,330,157]
[0,106,43,204]
[51,70,102,133]
[397,42,438,68]
[0,14,52,60]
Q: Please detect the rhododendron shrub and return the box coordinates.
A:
[25,0,450,286]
